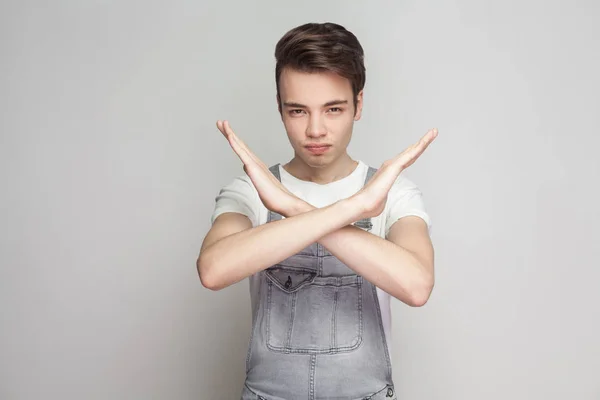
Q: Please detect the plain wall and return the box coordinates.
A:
[1,1,599,399]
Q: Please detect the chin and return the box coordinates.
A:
[305,155,336,169]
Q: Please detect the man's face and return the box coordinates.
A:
[278,67,363,168]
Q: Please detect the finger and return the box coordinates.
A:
[216,120,227,137]
[231,134,268,170]
[227,133,253,165]
[219,121,270,173]
[416,128,438,148]
[223,121,253,160]
[224,123,269,173]
[394,128,438,167]
[409,128,438,156]
[218,120,251,163]
[223,121,268,169]
[223,121,246,148]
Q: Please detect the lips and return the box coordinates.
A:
[305,144,331,155]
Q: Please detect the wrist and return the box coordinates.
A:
[287,199,314,217]
[335,197,365,224]
[345,193,368,220]
[283,197,362,224]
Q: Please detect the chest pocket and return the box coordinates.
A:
[265,265,363,354]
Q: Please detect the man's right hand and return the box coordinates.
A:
[216,120,303,218]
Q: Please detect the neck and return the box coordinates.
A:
[283,153,358,185]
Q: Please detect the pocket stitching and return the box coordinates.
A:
[265,268,316,293]
[266,275,363,354]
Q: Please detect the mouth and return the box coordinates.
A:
[305,145,331,155]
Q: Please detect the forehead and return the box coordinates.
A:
[279,67,353,105]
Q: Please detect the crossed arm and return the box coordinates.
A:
[198,120,436,307]
[198,189,434,307]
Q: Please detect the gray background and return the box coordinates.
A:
[1,0,599,399]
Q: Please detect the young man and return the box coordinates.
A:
[198,22,437,400]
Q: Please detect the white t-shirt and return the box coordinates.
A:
[210,160,432,356]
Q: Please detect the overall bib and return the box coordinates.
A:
[241,164,396,400]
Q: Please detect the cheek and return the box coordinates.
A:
[283,117,305,133]
[282,118,304,143]
[333,116,354,134]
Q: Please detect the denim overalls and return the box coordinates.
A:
[241,164,397,400]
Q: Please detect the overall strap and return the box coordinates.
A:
[267,164,283,222]
[353,166,377,230]
[266,163,377,229]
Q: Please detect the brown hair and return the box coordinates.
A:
[274,22,366,113]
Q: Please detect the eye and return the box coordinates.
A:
[289,109,305,116]
[328,107,342,113]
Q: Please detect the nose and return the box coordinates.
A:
[306,114,327,138]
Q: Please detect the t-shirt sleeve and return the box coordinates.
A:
[384,174,432,237]
[210,174,260,227]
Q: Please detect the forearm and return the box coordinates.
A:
[292,202,433,306]
[199,199,360,290]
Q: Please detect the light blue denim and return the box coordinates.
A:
[241,164,397,400]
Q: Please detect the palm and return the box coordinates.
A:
[216,120,298,216]
[355,128,438,219]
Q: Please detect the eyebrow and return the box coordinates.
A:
[283,100,349,108]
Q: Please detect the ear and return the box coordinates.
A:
[354,90,364,121]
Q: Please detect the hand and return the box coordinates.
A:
[216,120,302,218]
[351,128,438,220]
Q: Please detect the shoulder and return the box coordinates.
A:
[226,172,256,191]
[211,172,260,226]
[363,163,422,194]
[384,173,432,235]
[216,172,260,202]
[390,173,422,195]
